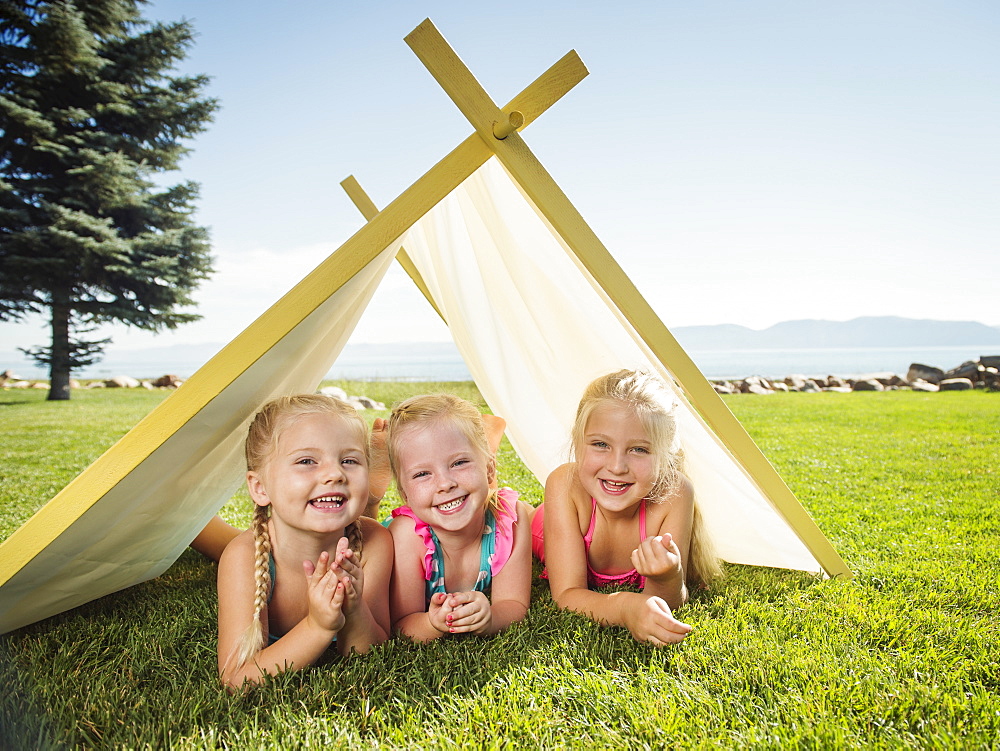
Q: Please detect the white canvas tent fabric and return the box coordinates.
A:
[0,156,827,635]
[401,158,821,572]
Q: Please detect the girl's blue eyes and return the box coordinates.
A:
[589,441,650,454]
[294,456,362,465]
[410,458,471,478]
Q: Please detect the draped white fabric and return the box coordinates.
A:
[401,158,821,573]
[0,242,400,633]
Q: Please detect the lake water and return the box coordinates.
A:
[6,343,993,383]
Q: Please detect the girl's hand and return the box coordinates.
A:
[632,533,683,581]
[444,591,492,635]
[302,551,346,635]
[625,595,692,646]
[427,592,455,634]
[330,536,363,616]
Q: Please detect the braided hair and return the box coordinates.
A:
[229,394,369,670]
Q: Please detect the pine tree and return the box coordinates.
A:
[0,0,217,399]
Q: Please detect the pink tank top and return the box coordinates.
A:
[584,497,647,589]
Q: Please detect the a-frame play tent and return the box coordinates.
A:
[0,19,850,635]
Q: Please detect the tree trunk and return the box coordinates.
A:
[47,300,72,401]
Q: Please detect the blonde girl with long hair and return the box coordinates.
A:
[386,394,532,641]
[216,394,392,689]
[531,369,721,646]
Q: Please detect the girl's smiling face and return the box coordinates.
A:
[248,412,369,535]
[577,400,657,513]
[394,417,492,534]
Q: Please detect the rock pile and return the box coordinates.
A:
[0,370,388,409]
[317,385,386,411]
[711,356,1000,395]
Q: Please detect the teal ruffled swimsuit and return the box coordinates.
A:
[387,487,519,605]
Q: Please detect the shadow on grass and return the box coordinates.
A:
[0,398,36,407]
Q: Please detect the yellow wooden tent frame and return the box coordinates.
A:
[0,18,849,634]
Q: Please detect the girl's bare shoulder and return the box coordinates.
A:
[384,509,417,537]
[513,499,534,516]
[217,528,258,586]
[668,471,694,503]
[544,462,583,498]
[218,527,256,564]
[647,472,695,521]
[357,515,392,545]
[544,462,591,517]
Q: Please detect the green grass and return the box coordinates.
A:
[1,385,997,748]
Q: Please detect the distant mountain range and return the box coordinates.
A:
[95,317,1000,357]
[671,316,1000,350]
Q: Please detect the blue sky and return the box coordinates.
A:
[2,0,998,356]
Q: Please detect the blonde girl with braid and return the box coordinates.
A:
[386,394,532,641]
[216,394,393,690]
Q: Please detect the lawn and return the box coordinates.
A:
[0,384,997,748]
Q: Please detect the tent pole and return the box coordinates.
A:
[340,176,447,323]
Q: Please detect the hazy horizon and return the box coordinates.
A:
[4,316,999,367]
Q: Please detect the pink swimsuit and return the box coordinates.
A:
[584,497,647,589]
[532,498,648,589]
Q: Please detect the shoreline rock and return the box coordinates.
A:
[711,356,999,394]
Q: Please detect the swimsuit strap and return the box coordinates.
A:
[267,553,276,604]
[584,497,647,549]
[266,553,278,644]
[583,496,598,545]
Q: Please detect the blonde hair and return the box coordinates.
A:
[231,394,369,671]
[572,369,721,587]
[387,393,499,510]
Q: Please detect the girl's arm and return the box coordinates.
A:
[217,533,344,690]
[388,516,452,642]
[446,499,533,635]
[334,517,393,654]
[483,499,533,632]
[632,474,694,610]
[543,464,691,646]
[192,515,241,562]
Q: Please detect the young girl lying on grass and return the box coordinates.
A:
[216,394,393,689]
[531,369,720,646]
[385,394,533,641]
